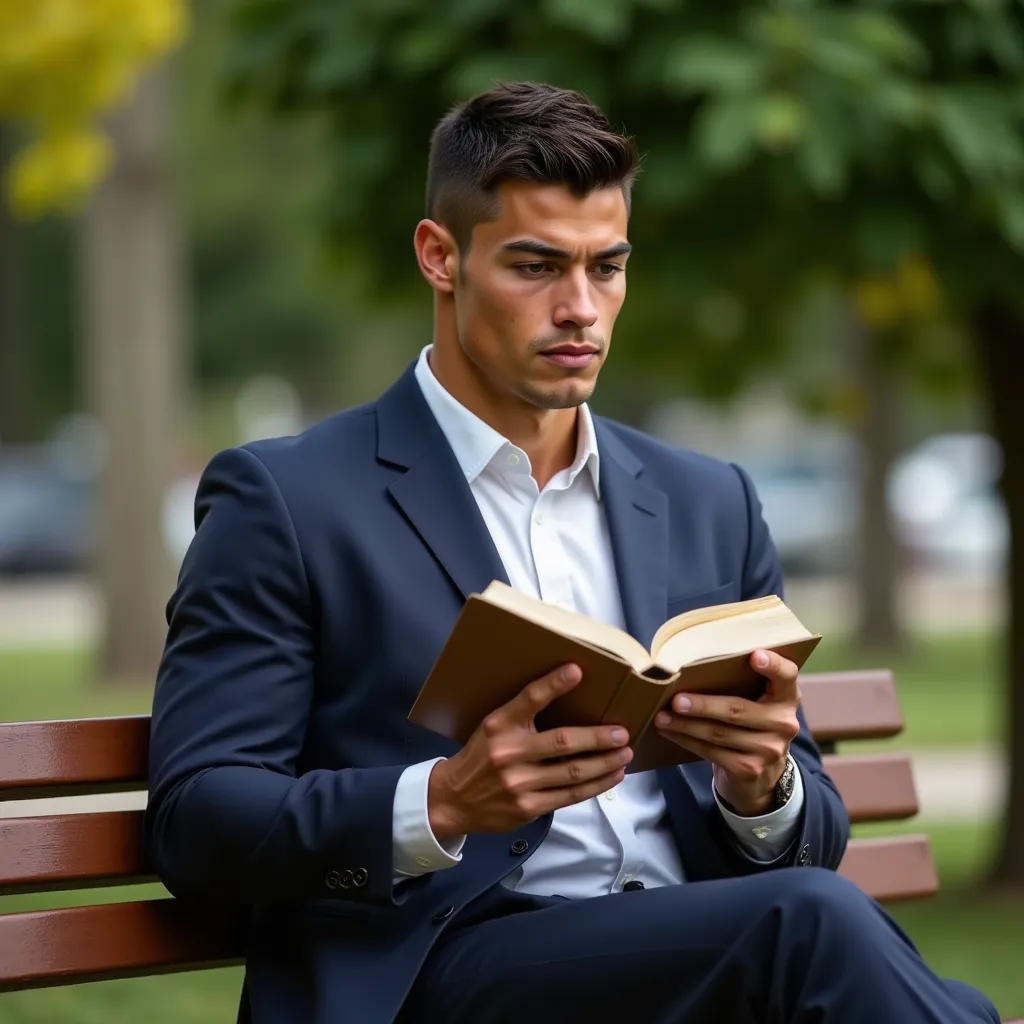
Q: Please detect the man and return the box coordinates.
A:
[145,82,999,1024]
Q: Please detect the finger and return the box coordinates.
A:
[667,691,756,724]
[522,745,634,791]
[655,729,758,777]
[526,722,630,763]
[654,713,759,753]
[660,695,797,734]
[750,649,801,704]
[656,713,791,760]
[526,765,628,816]
[490,663,582,731]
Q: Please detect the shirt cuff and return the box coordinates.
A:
[713,760,805,862]
[392,757,467,881]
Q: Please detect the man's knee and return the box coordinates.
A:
[773,867,878,932]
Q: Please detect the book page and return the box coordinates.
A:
[481,581,653,671]
[652,602,814,672]
[649,595,783,658]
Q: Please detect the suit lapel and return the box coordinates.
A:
[594,419,669,650]
[376,365,509,600]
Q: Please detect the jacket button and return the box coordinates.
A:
[797,844,812,867]
[622,880,645,891]
[510,839,530,855]
[432,905,455,923]
[352,868,369,888]
[338,869,354,889]
[325,870,342,890]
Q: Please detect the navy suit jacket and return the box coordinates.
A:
[145,363,849,1024]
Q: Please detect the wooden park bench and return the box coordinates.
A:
[0,668,1020,1020]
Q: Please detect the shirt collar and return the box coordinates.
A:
[413,345,601,496]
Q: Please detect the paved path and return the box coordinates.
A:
[0,747,1004,824]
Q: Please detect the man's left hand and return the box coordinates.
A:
[654,649,801,817]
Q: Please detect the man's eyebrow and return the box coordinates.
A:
[501,239,632,261]
[593,242,632,260]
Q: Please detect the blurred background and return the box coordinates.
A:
[1,0,1023,1019]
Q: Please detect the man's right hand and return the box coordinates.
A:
[426,663,633,841]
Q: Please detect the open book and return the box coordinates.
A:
[408,581,821,772]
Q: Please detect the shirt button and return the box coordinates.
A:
[416,855,431,868]
[604,789,616,801]
[534,512,544,525]
[506,453,520,467]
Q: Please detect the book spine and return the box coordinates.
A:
[631,677,676,746]
[598,664,663,739]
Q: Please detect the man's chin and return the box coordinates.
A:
[521,378,597,410]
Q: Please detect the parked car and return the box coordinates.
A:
[0,450,94,575]
[888,432,1007,574]
[735,434,862,576]
[0,434,198,577]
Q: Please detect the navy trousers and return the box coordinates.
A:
[400,868,998,1023]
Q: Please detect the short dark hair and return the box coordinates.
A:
[426,81,639,250]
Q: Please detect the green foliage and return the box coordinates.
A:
[219,0,1024,397]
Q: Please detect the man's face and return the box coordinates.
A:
[450,181,630,410]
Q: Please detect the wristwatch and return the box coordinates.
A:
[773,754,797,810]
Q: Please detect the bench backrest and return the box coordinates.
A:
[0,669,936,992]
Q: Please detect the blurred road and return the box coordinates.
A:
[0,570,1006,649]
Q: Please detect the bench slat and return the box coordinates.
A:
[0,836,937,991]
[0,755,921,894]
[821,754,918,823]
[0,717,149,800]
[838,834,938,902]
[799,670,903,741]
[0,811,151,896]
[0,899,244,992]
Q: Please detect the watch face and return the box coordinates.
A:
[775,758,795,805]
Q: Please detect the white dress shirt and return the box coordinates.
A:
[391,346,804,898]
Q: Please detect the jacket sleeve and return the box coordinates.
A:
[720,462,850,874]
[144,446,405,907]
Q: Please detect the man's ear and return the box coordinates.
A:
[414,220,459,294]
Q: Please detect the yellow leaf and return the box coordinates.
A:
[7,129,112,217]
[0,0,187,216]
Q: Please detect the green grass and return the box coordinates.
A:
[0,641,1020,1020]
[0,648,153,723]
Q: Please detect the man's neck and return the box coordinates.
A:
[426,346,579,491]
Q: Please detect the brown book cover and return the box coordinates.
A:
[409,585,821,772]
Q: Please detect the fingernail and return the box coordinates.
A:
[674,696,692,713]
[611,728,628,744]
[755,651,770,668]
[561,665,580,683]
[655,712,671,727]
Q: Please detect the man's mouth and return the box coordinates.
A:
[539,344,600,369]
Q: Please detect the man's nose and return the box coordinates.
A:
[553,271,599,330]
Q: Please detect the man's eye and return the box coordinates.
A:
[595,263,623,277]
[518,263,549,276]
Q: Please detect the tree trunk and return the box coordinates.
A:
[973,298,1024,889]
[849,309,905,652]
[80,64,185,685]
[0,127,34,444]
